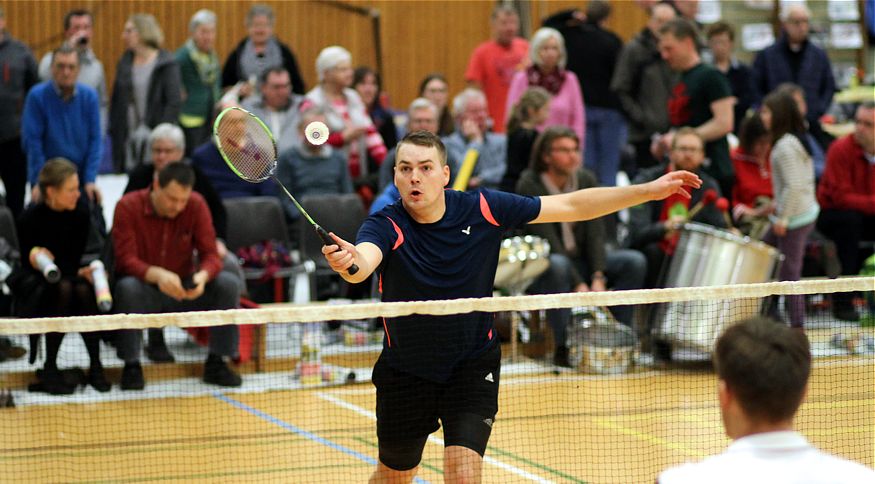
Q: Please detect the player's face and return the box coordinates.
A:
[151,180,192,219]
[670,133,705,171]
[394,143,450,212]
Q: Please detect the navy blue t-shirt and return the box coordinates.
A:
[358,189,541,382]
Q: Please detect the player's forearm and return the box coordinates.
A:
[539,184,653,223]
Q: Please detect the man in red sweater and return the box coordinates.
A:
[816,101,875,321]
[112,162,241,389]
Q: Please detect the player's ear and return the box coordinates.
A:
[442,163,450,187]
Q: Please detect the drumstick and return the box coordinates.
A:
[687,188,718,221]
[715,197,733,228]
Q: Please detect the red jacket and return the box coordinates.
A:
[817,134,875,215]
[112,188,222,281]
[731,147,772,210]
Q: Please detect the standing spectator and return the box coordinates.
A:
[354,67,398,166]
[443,88,506,190]
[611,2,677,173]
[502,87,551,193]
[752,3,835,148]
[38,9,108,134]
[0,6,38,217]
[304,46,387,184]
[112,162,241,390]
[705,21,756,134]
[22,46,101,204]
[544,0,626,187]
[109,13,181,172]
[241,66,303,155]
[418,73,453,137]
[656,18,734,200]
[465,5,528,134]
[774,83,827,179]
[221,4,305,96]
[175,9,220,156]
[505,28,585,151]
[760,90,818,329]
[730,115,773,239]
[817,102,875,322]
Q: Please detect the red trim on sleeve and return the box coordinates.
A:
[386,216,404,250]
[479,193,499,226]
[381,317,392,347]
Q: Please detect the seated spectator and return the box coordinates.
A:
[241,66,303,155]
[816,101,875,322]
[502,86,551,193]
[705,21,756,134]
[10,159,108,394]
[731,115,773,239]
[354,66,398,163]
[112,162,241,390]
[517,127,647,367]
[277,107,352,225]
[658,316,875,483]
[774,83,828,179]
[443,88,507,190]
[418,73,454,137]
[175,9,221,156]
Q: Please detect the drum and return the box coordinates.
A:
[656,223,781,352]
[567,307,637,374]
[494,235,551,292]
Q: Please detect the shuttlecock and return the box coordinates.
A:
[305,121,329,146]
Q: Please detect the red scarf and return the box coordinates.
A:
[526,66,566,95]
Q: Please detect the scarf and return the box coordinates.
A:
[239,37,282,82]
[526,66,566,95]
[540,172,579,255]
[186,39,220,101]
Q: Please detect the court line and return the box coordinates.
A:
[316,392,561,483]
[592,418,709,459]
[213,393,431,484]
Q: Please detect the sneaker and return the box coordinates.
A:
[145,341,175,363]
[88,367,111,392]
[203,356,242,387]
[120,362,145,391]
[553,346,572,368]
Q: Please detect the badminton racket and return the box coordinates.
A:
[213,106,359,275]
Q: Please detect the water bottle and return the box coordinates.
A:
[33,250,60,283]
[299,324,322,386]
[90,260,112,312]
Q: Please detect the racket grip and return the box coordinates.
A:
[315,226,359,275]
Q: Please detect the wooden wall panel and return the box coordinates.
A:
[2,1,644,112]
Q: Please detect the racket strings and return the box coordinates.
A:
[215,113,277,182]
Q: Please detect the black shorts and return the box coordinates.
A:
[372,342,501,471]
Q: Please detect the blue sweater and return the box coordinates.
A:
[22,81,101,185]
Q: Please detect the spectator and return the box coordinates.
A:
[11,159,108,394]
[112,162,241,390]
[816,102,875,322]
[109,13,182,172]
[774,83,827,179]
[517,127,647,367]
[276,107,352,223]
[544,0,626,187]
[354,66,398,162]
[37,9,108,135]
[0,6,38,217]
[502,87,551,193]
[730,114,773,239]
[241,66,303,155]
[505,27,585,153]
[658,316,875,483]
[443,88,507,190]
[752,4,835,148]
[465,5,528,134]
[418,73,453,137]
[175,9,220,156]
[23,45,101,204]
[221,4,305,96]
[656,18,734,200]
[705,21,756,134]
[611,2,677,173]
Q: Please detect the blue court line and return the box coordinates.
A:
[213,393,430,484]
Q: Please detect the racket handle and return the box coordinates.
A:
[315,226,359,275]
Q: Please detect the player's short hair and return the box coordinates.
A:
[157,162,195,188]
[396,131,447,167]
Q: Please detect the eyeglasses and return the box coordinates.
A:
[673,146,703,154]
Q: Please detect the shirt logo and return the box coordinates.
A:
[483,418,494,428]
[484,372,494,382]
[462,225,471,235]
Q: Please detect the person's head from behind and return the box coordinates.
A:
[774,82,807,118]
[705,21,734,64]
[529,27,565,73]
[149,123,185,172]
[530,126,580,177]
[853,101,875,155]
[648,2,677,36]
[507,86,551,134]
[760,90,805,144]
[452,88,490,134]
[658,18,700,71]
[714,316,810,439]
[39,158,80,211]
[491,5,520,46]
[780,4,811,45]
[51,45,80,91]
[63,9,93,48]
[353,66,381,109]
[586,0,612,25]
[669,127,705,171]
[188,9,217,53]
[151,162,195,219]
[394,131,450,210]
[407,98,439,135]
[737,114,770,159]
[298,106,328,151]
[259,66,292,110]
[316,46,353,89]
[124,13,163,50]
[419,73,449,110]
[246,4,275,45]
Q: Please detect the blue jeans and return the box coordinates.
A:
[584,107,628,187]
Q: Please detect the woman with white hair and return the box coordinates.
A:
[175,9,220,155]
[303,46,387,185]
[505,27,585,149]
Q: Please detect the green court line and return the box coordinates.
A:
[352,436,444,475]
[487,446,588,483]
[75,462,368,484]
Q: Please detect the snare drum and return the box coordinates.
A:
[656,223,781,352]
[494,235,551,291]
[567,307,637,374]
